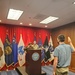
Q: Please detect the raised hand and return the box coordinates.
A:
[68,37,72,43]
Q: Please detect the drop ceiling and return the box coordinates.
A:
[0,0,75,28]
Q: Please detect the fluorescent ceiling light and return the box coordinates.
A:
[7,9,23,20]
[40,16,59,24]
[0,20,2,22]
[20,22,23,25]
[29,23,32,26]
[45,25,47,27]
[74,2,75,4]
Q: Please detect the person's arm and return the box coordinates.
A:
[53,56,58,75]
[68,37,75,52]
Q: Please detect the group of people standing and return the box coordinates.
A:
[25,40,54,64]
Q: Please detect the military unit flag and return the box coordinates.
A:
[18,34,25,66]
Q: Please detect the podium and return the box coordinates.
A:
[26,50,41,75]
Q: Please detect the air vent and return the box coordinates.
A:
[34,14,47,20]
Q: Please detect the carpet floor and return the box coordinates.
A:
[42,65,75,75]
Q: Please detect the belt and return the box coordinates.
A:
[56,66,68,68]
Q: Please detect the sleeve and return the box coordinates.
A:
[54,47,59,57]
[69,45,74,52]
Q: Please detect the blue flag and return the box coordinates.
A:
[38,35,42,47]
[12,34,18,65]
[4,34,13,67]
[41,49,45,61]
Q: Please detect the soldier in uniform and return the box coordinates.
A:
[32,41,39,50]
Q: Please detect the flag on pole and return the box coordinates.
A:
[12,33,18,65]
[0,38,5,69]
[41,47,45,61]
[4,33,13,67]
[48,36,54,62]
[41,47,45,66]
[43,36,48,48]
[43,36,50,62]
[18,34,25,66]
[38,33,42,47]
[48,36,54,52]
